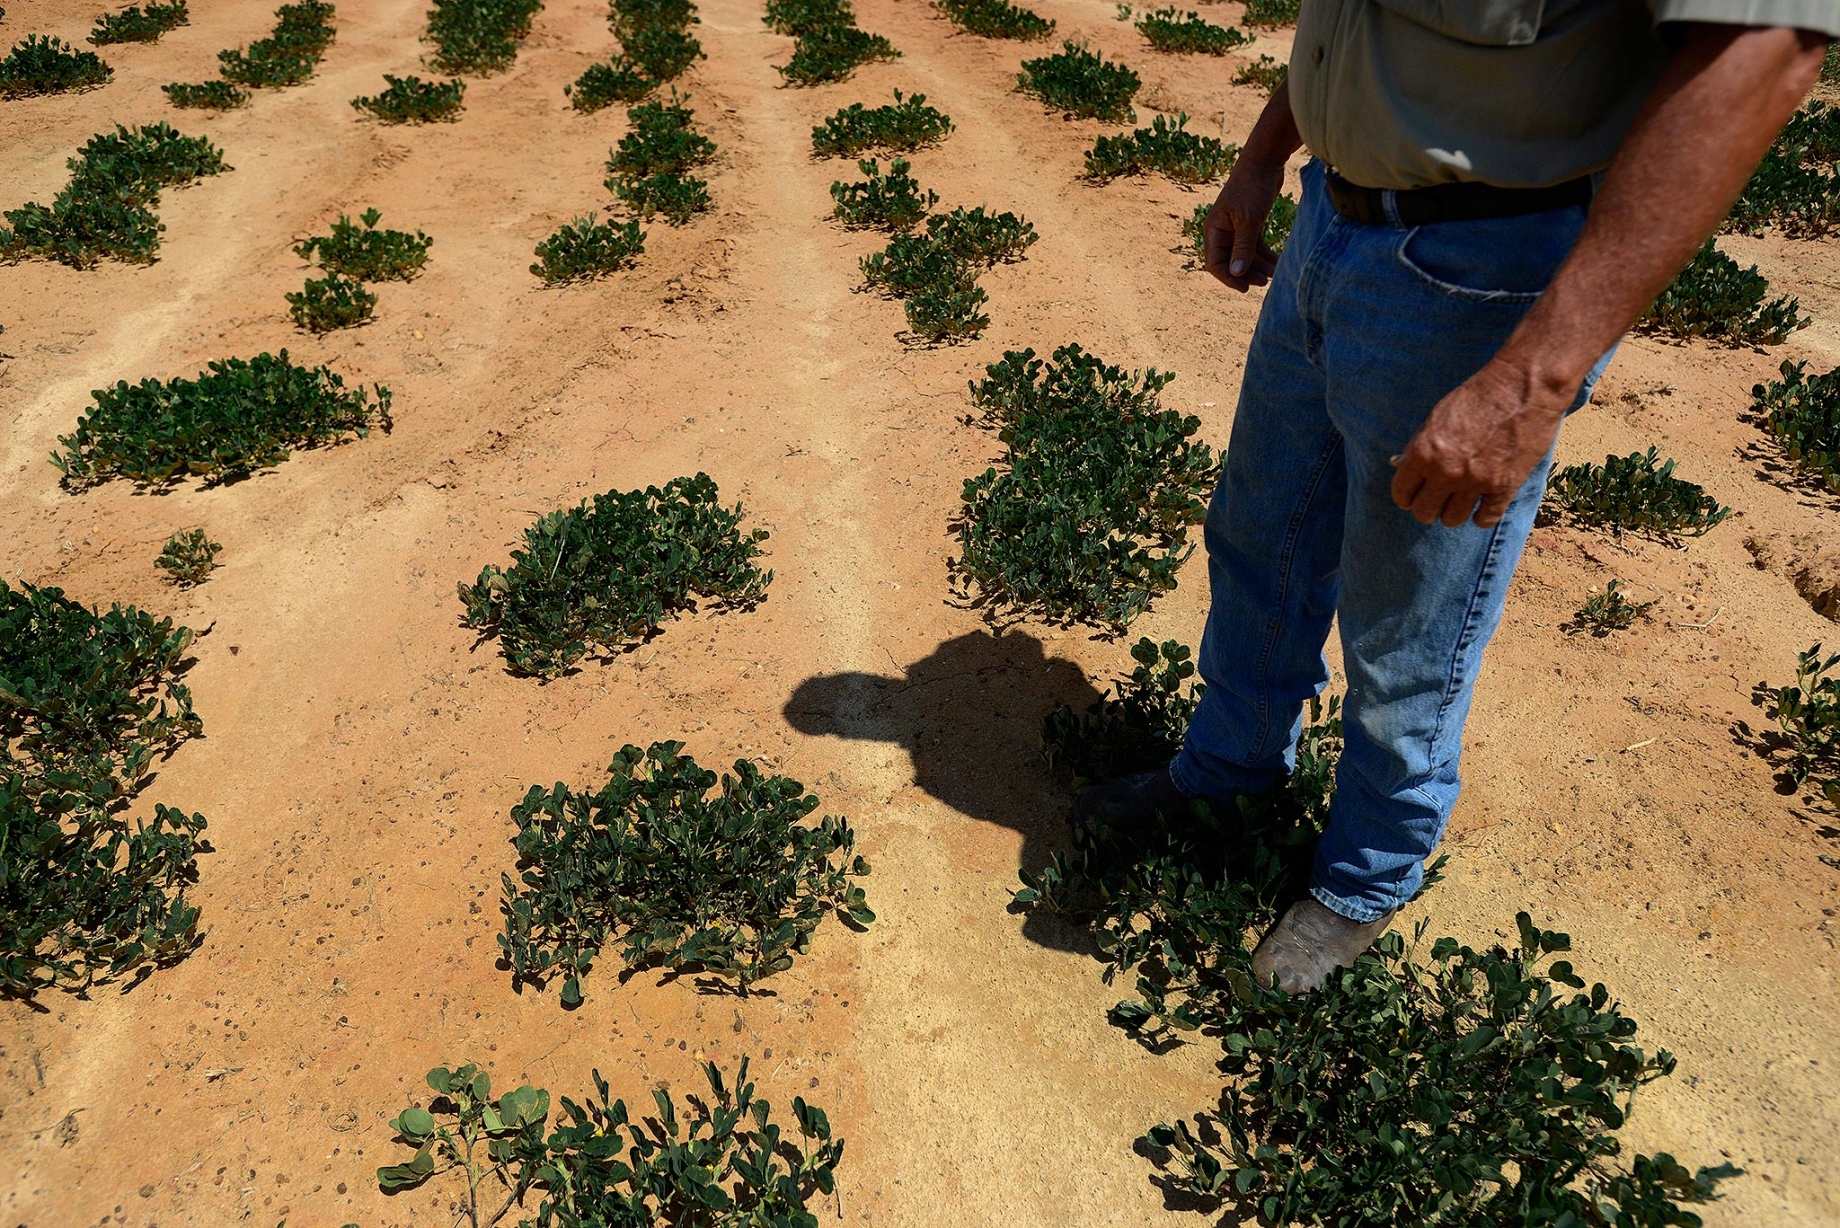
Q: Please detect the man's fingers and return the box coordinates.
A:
[1439,492,1480,528]
[1390,462,1425,510]
[1227,220,1260,279]
[1473,490,1514,528]
[1409,478,1456,525]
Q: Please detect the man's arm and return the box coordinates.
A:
[1203,79,1303,291]
[1392,23,1828,528]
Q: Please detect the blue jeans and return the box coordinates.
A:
[1170,159,1613,922]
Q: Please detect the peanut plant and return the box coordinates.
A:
[351,73,465,122]
[1761,644,1840,808]
[155,528,221,587]
[0,123,228,268]
[622,24,702,80]
[458,473,769,676]
[952,345,1218,630]
[1184,191,1295,262]
[603,92,716,225]
[1232,52,1286,93]
[764,0,853,36]
[0,35,112,96]
[89,1,189,45]
[287,271,376,332]
[935,0,1055,40]
[812,90,953,158]
[1728,101,1840,238]
[500,742,870,1002]
[378,1057,844,1227]
[1239,0,1298,26]
[1752,358,1840,493]
[1018,41,1140,122]
[779,22,899,86]
[566,57,652,111]
[1642,238,1808,346]
[1085,113,1235,183]
[1135,7,1249,54]
[1545,448,1732,540]
[531,214,645,281]
[830,157,937,231]
[859,206,1036,343]
[1566,579,1656,637]
[294,208,433,280]
[427,0,542,75]
[162,79,247,108]
[55,352,391,489]
[216,0,334,88]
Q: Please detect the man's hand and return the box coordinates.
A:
[1389,359,1573,528]
[1205,79,1302,292]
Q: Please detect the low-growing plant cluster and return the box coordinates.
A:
[767,0,898,86]
[1232,52,1286,93]
[1752,358,1840,493]
[1018,642,1738,1228]
[426,0,542,75]
[1018,41,1140,122]
[0,123,228,268]
[1761,644,1840,808]
[860,205,1037,343]
[1728,101,1840,238]
[1545,448,1732,540]
[952,345,1218,629]
[0,35,112,97]
[54,351,392,488]
[162,0,334,106]
[377,1057,844,1227]
[812,89,953,158]
[458,473,770,676]
[1085,112,1235,183]
[935,0,1055,41]
[500,741,871,1001]
[1135,7,1249,54]
[285,272,375,332]
[162,79,246,109]
[1184,191,1296,264]
[290,207,432,330]
[155,528,222,587]
[351,73,465,122]
[1238,0,1298,26]
[604,93,717,224]
[567,57,651,112]
[530,214,645,281]
[1567,578,1656,637]
[612,0,703,82]
[0,581,209,995]
[830,157,938,231]
[90,1,189,45]
[1642,238,1809,346]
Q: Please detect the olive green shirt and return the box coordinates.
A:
[1289,0,1840,190]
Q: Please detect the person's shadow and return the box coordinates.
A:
[783,629,1104,951]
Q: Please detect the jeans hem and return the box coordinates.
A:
[1309,883,1396,924]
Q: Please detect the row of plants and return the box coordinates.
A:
[0,34,111,97]
[0,122,228,268]
[935,0,1055,41]
[606,91,718,224]
[163,0,335,110]
[1641,238,1809,347]
[1018,639,1738,1227]
[1729,99,1840,238]
[1135,6,1249,54]
[426,0,542,76]
[766,0,899,86]
[1018,40,1139,123]
[90,0,188,45]
[288,207,434,331]
[568,0,702,112]
[352,73,466,123]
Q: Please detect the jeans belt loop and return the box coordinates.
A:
[1381,188,1402,228]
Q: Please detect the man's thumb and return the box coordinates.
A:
[1228,222,1259,277]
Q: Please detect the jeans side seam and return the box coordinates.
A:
[1413,518,1511,790]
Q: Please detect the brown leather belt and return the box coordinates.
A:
[1325,169,1594,226]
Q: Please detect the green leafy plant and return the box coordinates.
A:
[1545,448,1732,540]
[606,93,716,177]
[830,157,937,231]
[1761,644,1840,807]
[566,56,652,111]
[530,214,645,282]
[1018,41,1140,123]
[216,0,335,88]
[904,277,989,344]
[611,0,697,35]
[1135,7,1248,53]
[1753,359,1840,493]
[378,1057,844,1227]
[55,351,391,489]
[155,528,221,587]
[612,171,710,224]
[1085,112,1235,183]
[500,742,870,1001]
[1238,0,1296,26]
[778,22,899,86]
[1728,102,1840,238]
[287,270,376,332]
[1232,52,1286,93]
[952,345,1218,630]
[1040,637,1201,783]
[1186,191,1296,261]
[426,0,542,75]
[89,1,189,45]
[0,123,228,268]
[1641,238,1809,346]
[859,206,1035,342]
[935,0,1054,40]
[1566,579,1656,637]
[0,34,112,96]
[763,0,852,35]
[621,23,702,80]
[458,473,769,676]
[351,73,465,122]
[294,207,433,280]
[811,89,953,158]
[161,79,247,108]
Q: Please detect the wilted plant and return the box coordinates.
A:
[1017,41,1140,122]
[1085,112,1235,183]
[1566,579,1656,637]
[294,207,433,280]
[1238,0,1297,26]
[1232,52,1286,93]
[458,473,769,676]
[1135,7,1248,53]
[1642,238,1808,346]
[89,1,189,45]
[287,270,376,332]
[830,157,937,230]
[1545,447,1732,540]
[779,22,899,86]
[952,344,1218,630]
[55,351,391,488]
[216,0,335,88]
[378,1057,845,1228]
[935,0,1055,40]
[427,0,542,75]
[162,79,248,108]
[566,56,652,111]
[530,214,645,282]
[763,0,853,35]
[500,742,870,1001]
[812,89,953,158]
[1752,358,1840,492]
[351,73,465,122]
[0,35,113,96]
[155,528,221,587]
[1,123,227,268]
[1761,644,1840,807]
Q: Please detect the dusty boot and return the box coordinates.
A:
[1250,896,1397,995]
[1071,764,1190,829]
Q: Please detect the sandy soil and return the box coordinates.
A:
[3,1,1838,1225]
